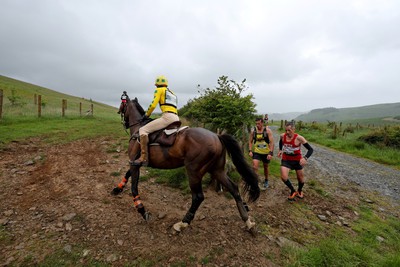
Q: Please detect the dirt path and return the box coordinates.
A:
[0,135,399,266]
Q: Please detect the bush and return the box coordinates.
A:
[358,126,400,149]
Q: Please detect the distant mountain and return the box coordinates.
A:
[269,112,305,121]
[295,103,400,122]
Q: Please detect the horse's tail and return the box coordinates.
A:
[218,134,260,203]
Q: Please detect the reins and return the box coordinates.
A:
[119,97,148,141]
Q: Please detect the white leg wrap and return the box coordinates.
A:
[246,217,255,229]
[173,221,189,232]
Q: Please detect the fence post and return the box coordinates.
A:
[38,95,42,117]
[62,99,68,117]
[91,104,93,116]
[0,89,3,119]
[80,102,82,116]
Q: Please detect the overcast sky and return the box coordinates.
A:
[1,0,399,114]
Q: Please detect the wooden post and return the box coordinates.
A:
[333,124,338,139]
[0,89,3,119]
[80,102,82,116]
[38,95,42,117]
[62,99,66,117]
[91,104,93,116]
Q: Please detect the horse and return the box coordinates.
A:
[114,94,260,232]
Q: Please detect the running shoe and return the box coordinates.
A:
[263,180,269,189]
[288,191,298,200]
[297,191,304,199]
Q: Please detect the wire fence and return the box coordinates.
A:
[0,89,94,119]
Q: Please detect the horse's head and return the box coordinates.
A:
[119,95,146,132]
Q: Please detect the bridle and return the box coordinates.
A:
[119,100,143,140]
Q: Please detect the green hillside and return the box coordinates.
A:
[296,103,400,124]
[0,75,118,119]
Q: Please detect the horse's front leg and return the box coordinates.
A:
[173,180,204,232]
[111,169,131,195]
[130,165,151,221]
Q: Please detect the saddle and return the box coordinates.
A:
[147,121,189,146]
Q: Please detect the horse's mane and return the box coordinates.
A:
[132,97,145,116]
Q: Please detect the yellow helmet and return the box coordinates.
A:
[155,75,168,87]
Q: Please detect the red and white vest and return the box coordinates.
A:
[282,133,302,161]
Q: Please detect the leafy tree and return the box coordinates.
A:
[179,76,256,140]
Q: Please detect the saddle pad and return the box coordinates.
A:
[164,126,189,135]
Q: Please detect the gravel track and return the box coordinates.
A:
[306,144,400,200]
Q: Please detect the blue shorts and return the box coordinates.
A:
[252,152,270,164]
[281,160,303,170]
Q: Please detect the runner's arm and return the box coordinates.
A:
[267,128,274,155]
[303,142,313,160]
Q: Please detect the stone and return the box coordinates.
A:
[65,223,72,231]
[158,212,166,219]
[24,160,35,166]
[106,254,118,262]
[62,213,76,221]
[82,249,90,257]
[325,210,332,216]
[64,244,72,253]
[276,236,301,248]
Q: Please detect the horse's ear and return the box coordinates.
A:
[134,97,138,101]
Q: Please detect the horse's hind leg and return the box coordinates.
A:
[173,176,204,232]
[214,172,255,230]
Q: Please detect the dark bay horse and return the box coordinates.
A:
[116,95,260,232]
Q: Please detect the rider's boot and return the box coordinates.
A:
[133,135,149,166]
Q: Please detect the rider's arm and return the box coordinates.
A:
[145,88,162,117]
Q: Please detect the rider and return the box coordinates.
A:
[133,75,180,166]
[118,91,129,114]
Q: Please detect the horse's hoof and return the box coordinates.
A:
[173,221,189,232]
[111,187,123,195]
[246,218,255,230]
[143,212,151,221]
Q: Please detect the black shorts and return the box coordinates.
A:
[281,159,303,170]
[252,152,270,164]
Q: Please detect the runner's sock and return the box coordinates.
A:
[284,179,296,193]
[298,182,304,192]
